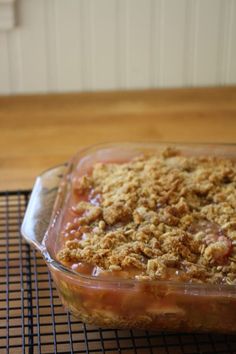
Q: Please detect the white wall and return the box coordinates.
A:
[0,0,236,94]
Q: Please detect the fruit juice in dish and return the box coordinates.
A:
[57,147,235,286]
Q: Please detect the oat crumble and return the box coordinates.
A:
[58,148,236,285]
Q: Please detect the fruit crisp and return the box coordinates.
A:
[57,148,236,285]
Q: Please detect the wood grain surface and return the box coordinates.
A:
[0,87,236,190]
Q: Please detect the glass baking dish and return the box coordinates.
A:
[21,143,236,333]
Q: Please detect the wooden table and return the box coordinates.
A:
[0,87,236,190]
[1,87,236,353]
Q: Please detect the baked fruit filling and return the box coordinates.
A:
[57,148,236,285]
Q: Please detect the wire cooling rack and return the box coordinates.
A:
[0,190,236,354]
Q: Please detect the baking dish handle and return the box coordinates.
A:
[21,164,67,252]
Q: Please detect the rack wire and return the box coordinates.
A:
[0,190,236,354]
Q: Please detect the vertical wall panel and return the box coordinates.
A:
[159,0,187,87]
[0,33,10,94]
[80,0,93,90]
[116,0,128,89]
[54,0,82,91]
[193,0,221,86]
[17,0,47,92]
[45,0,58,91]
[226,0,236,84]
[184,0,197,86]
[126,0,152,88]
[0,0,235,94]
[217,1,229,84]
[149,0,162,87]
[90,0,117,90]
[7,30,23,93]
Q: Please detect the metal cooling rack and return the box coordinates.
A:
[0,190,236,354]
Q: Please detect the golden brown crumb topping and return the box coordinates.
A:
[58,148,236,284]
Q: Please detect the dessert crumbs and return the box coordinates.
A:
[58,147,236,284]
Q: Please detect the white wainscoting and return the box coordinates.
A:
[0,0,236,94]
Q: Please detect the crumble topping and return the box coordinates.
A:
[58,148,236,284]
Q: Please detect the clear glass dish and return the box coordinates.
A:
[21,143,236,333]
